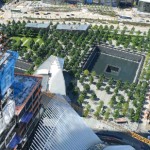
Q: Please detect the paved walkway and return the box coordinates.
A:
[22,39,29,46]
[35,38,40,43]
[138,84,150,132]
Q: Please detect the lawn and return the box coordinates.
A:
[11,36,44,49]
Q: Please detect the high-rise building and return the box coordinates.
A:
[138,0,150,13]
[0,50,43,150]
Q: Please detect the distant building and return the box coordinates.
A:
[99,0,118,7]
[138,0,150,13]
[0,50,43,150]
[84,0,134,6]
[42,0,64,4]
[119,0,134,6]
[56,24,90,31]
[25,22,50,31]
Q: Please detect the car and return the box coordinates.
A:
[47,12,51,15]
[71,14,74,16]
[56,14,59,16]
[148,130,150,133]
[36,13,40,15]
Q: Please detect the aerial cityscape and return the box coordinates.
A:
[0,0,150,150]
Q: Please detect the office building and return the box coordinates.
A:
[0,50,43,150]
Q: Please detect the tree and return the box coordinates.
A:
[79,76,84,84]
[83,104,91,117]
[94,110,100,119]
[113,110,119,119]
[39,29,45,37]
[83,84,90,91]
[118,95,125,103]
[35,58,41,66]
[116,80,122,88]
[77,94,85,104]
[109,95,116,107]
[104,108,110,120]
[84,69,89,76]
[123,81,129,91]
[99,74,105,82]
[91,92,97,100]
[89,76,94,84]
[29,39,35,49]
[128,108,135,121]
[91,71,96,77]
[99,101,104,108]
[105,86,110,93]
[96,82,102,90]
[122,102,129,116]
[108,77,114,86]
[114,87,119,95]
[25,53,30,61]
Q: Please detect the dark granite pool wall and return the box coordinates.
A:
[82,47,99,70]
[82,44,145,83]
[99,45,142,62]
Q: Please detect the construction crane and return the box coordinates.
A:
[102,120,150,145]
[42,91,150,145]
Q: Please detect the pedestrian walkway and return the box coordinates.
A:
[138,84,150,132]
[22,39,29,46]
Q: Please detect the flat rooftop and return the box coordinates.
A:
[56,24,90,31]
[11,74,42,115]
[25,23,50,29]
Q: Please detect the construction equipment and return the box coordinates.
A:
[102,120,150,145]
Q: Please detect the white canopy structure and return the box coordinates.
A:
[34,55,66,95]
[29,95,101,150]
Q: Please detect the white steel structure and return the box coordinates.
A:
[29,95,101,150]
[34,55,66,95]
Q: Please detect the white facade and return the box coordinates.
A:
[29,95,101,150]
[34,55,66,95]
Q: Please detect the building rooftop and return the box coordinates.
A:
[29,95,101,150]
[11,74,42,115]
[34,55,66,95]
[25,22,50,29]
[139,0,150,2]
[56,24,90,31]
[15,59,33,71]
[15,59,33,73]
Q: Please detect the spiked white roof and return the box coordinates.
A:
[34,55,66,95]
